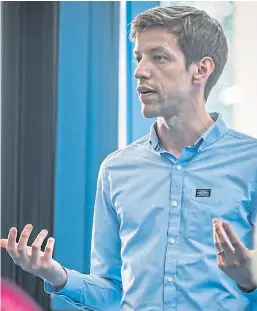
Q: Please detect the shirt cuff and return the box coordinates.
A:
[238,285,257,300]
[44,267,83,297]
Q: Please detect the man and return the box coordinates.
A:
[1,5,257,311]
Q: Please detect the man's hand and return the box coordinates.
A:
[213,218,257,291]
[0,224,67,289]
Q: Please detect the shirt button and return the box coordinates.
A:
[176,165,182,170]
[168,276,175,283]
[171,200,178,207]
[169,238,176,244]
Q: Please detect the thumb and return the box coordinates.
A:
[0,239,8,248]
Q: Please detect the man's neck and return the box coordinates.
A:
[156,110,214,158]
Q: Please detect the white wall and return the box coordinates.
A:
[118,0,128,149]
[232,2,257,138]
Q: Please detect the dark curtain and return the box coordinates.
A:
[1,2,59,310]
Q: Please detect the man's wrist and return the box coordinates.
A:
[237,283,257,293]
[50,267,68,290]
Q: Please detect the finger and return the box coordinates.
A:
[222,221,249,258]
[213,224,226,269]
[217,248,225,269]
[214,231,227,260]
[213,218,223,253]
[0,239,8,248]
[30,229,48,268]
[42,237,55,265]
[6,227,19,264]
[214,220,234,258]
[17,224,33,266]
[214,229,223,253]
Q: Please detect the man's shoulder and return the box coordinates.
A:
[103,134,150,167]
[227,128,257,144]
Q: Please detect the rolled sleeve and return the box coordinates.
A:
[44,268,83,296]
[44,268,122,310]
[43,160,122,310]
[239,287,257,301]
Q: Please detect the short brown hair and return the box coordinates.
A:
[130,6,228,101]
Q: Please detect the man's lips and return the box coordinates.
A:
[137,86,157,100]
[137,85,156,94]
[139,92,157,100]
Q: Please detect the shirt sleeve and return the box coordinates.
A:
[240,181,257,301]
[250,182,257,226]
[44,161,122,311]
[237,285,257,301]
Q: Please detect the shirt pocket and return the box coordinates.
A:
[185,187,241,247]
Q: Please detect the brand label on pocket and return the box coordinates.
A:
[195,189,211,197]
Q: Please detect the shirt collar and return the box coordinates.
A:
[149,112,229,153]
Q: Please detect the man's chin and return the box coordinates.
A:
[141,111,157,118]
[141,105,159,118]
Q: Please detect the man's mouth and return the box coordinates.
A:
[139,92,157,100]
[137,86,157,99]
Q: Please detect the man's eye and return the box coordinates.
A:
[136,57,141,63]
[153,55,167,62]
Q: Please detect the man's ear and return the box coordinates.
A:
[193,57,215,85]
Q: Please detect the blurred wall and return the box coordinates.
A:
[52,2,120,310]
[232,1,257,138]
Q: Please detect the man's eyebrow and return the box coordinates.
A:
[133,46,169,55]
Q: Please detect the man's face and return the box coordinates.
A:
[134,27,196,118]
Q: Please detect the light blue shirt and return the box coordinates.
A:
[45,113,257,310]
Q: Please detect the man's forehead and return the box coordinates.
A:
[135,28,169,42]
[133,28,176,53]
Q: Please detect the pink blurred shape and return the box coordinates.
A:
[1,278,43,311]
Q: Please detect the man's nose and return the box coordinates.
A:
[134,59,152,80]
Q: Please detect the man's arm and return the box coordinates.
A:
[44,160,122,310]
[213,181,257,301]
